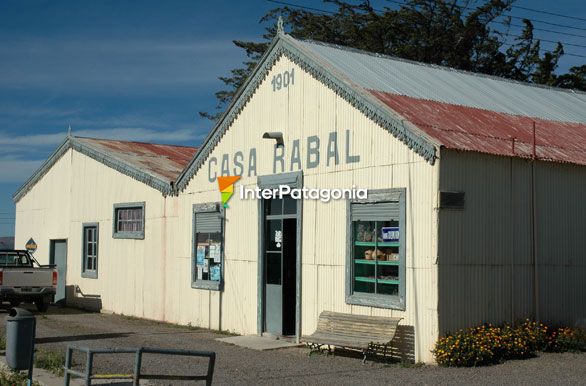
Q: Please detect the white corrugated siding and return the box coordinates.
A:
[181,56,439,362]
[15,55,440,363]
[438,150,586,333]
[15,149,173,322]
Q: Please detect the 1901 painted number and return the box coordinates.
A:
[271,69,295,91]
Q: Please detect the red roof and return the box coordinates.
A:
[370,91,586,166]
[75,137,197,181]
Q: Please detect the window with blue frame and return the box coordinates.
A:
[192,203,223,291]
[346,189,406,310]
[113,202,145,239]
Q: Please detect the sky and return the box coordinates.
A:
[1,0,585,238]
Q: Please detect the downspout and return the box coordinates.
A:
[531,122,539,322]
[219,206,224,332]
[161,184,170,322]
[510,138,515,324]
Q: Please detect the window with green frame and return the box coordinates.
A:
[346,189,405,310]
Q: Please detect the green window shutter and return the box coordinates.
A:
[195,211,221,233]
[351,201,399,221]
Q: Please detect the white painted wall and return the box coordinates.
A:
[15,55,441,363]
[179,56,440,362]
[15,149,173,321]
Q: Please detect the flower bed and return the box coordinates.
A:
[433,320,586,367]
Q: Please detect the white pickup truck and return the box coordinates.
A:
[0,249,57,311]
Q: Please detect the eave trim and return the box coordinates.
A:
[174,34,437,193]
[13,136,173,203]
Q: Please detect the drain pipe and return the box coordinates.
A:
[531,122,539,322]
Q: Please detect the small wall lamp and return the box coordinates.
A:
[262,132,284,148]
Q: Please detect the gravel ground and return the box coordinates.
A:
[1,305,585,385]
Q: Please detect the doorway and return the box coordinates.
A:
[263,195,298,336]
[49,239,67,304]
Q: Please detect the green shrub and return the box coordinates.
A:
[0,368,40,386]
[433,320,586,367]
[34,349,65,377]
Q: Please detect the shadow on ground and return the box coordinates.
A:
[36,332,134,344]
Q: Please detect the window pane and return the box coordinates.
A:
[194,227,223,284]
[265,198,282,215]
[377,220,399,244]
[266,252,281,285]
[352,221,376,294]
[116,207,143,233]
[265,220,282,251]
[351,205,402,299]
[354,221,376,243]
[283,195,296,215]
[84,226,98,273]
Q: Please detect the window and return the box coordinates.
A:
[0,252,32,267]
[192,203,223,291]
[346,189,405,310]
[113,202,145,239]
[82,223,99,278]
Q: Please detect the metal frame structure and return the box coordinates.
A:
[63,345,216,386]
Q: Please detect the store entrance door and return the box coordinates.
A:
[263,196,297,336]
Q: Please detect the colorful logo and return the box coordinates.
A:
[217,176,241,208]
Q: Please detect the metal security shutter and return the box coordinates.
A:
[351,201,399,221]
[195,211,221,233]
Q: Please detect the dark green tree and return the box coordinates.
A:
[554,65,586,90]
[201,0,584,120]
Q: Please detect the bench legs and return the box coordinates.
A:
[362,348,373,364]
[362,344,388,364]
[307,343,334,356]
[307,343,389,363]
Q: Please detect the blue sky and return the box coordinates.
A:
[1,0,585,237]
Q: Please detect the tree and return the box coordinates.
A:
[201,0,584,120]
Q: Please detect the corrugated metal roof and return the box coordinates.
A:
[371,92,586,166]
[298,40,586,124]
[75,137,197,182]
[176,33,586,192]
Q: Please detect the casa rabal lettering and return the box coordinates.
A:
[208,130,360,182]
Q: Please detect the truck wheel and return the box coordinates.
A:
[35,297,49,312]
[10,300,21,307]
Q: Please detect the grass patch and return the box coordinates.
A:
[0,335,6,351]
[0,368,40,386]
[34,349,65,377]
[400,360,425,368]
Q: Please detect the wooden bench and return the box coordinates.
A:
[302,311,402,363]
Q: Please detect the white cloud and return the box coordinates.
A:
[0,127,202,149]
[0,106,83,118]
[0,127,206,183]
[0,37,248,93]
[0,159,43,183]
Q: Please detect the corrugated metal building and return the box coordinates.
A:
[14,30,586,363]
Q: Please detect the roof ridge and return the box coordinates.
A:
[13,135,193,202]
[174,33,439,191]
[299,38,586,97]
